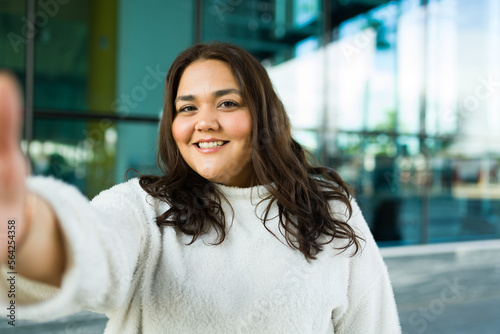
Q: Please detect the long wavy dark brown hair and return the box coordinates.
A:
[139,42,363,260]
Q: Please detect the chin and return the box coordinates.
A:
[197,171,224,183]
[205,174,237,186]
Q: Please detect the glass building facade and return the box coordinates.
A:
[1,0,499,247]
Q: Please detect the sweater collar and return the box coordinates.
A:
[214,183,271,201]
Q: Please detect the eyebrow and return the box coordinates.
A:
[175,88,242,103]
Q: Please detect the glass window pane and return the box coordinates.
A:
[31,117,158,198]
[203,0,321,63]
[33,0,90,111]
[0,0,26,77]
[427,138,500,242]
[33,0,118,113]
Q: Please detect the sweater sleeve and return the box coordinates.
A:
[332,199,402,334]
[0,176,158,321]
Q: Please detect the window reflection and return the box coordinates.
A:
[7,0,498,246]
[30,118,158,198]
[0,0,26,80]
[246,0,500,244]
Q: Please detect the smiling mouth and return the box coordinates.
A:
[196,141,228,149]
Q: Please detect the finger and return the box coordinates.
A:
[0,72,23,153]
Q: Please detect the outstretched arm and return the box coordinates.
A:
[0,72,155,322]
[0,72,65,287]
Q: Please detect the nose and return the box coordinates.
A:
[194,106,219,132]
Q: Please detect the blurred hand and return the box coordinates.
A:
[0,72,29,264]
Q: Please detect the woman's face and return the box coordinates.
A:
[172,59,253,187]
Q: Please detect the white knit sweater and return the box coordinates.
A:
[1,176,401,333]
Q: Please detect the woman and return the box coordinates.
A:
[0,44,401,333]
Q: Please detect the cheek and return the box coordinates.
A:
[228,113,252,142]
[171,118,192,145]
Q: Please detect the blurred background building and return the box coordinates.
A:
[1,0,499,248]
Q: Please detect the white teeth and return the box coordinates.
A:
[198,141,225,149]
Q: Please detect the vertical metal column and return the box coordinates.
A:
[24,0,35,149]
[194,0,203,44]
[320,0,332,165]
[419,0,430,244]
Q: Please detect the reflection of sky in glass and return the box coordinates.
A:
[294,36,320,57]
[293,0,320,28]
[267,50,324,129]
[268,0,500,154]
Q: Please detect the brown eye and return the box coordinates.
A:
[219,101,239,108]
[178,105,197,112]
